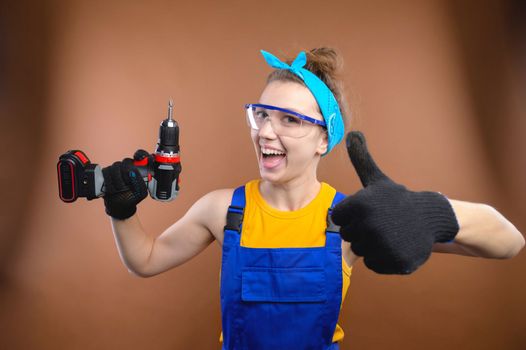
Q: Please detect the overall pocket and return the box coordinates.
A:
[241,267,326,303]
[239,266,329,349]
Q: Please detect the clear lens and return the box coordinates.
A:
[246,105,310,138]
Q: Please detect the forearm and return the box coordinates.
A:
[110,214,155,277]
[446,199,524,259]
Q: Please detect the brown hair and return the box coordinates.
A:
[266,47,350,129]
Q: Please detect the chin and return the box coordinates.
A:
[259,167,300,186]
[258,169,284,184]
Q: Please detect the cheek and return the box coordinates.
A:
[291,139,323,162]
[282,139,314,162]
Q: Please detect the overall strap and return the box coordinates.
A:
[224,186,246,234]
[326,191,346,234]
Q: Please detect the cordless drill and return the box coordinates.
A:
[57,100,181,202]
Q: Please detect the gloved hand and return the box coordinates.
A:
[331,131,459,274]
[102,150,150,220]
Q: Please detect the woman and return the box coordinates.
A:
[102,48,524,350]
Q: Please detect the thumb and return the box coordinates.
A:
[346,131,389,187]
[133,149,151,162]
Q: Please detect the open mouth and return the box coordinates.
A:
[260,146,286,169]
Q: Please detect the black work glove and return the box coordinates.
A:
[331,131,459,274]
[102,150,150,220]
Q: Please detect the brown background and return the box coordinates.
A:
[1,0,525,349]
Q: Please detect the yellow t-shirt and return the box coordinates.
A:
[220,180,352,343]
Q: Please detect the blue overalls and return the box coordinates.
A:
[220,186,346,350]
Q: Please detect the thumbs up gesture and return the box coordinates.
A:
[331,131,460,274]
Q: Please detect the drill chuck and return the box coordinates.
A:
[159,119,179,149]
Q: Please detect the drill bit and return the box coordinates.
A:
[168,98,174,121]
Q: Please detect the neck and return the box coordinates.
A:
[259,173,321,211]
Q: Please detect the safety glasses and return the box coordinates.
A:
[245,104,326,138]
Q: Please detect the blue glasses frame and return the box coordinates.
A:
[245,103,327,128]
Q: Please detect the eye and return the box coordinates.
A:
[255,110,269,119]
[282,115,301,125]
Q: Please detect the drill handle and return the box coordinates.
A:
[149,155,181,202]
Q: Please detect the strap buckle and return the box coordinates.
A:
[326,209,340,233]
[225,205,244,233]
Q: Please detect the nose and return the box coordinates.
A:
[258,116,278,139]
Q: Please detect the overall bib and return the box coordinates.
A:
[220,186,345,350]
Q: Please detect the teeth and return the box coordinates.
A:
[261,147,285,156]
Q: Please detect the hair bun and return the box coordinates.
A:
[267,47,350,130]
[305,47,343,82]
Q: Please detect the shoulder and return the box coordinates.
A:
[199,188,235,205]
[190,187,236,244]
[320,182,346,207]
[194,188,234,223]
[321,182,345,196]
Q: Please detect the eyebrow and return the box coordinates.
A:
[267,105,315,117]
[285,106,324,122]
[281,107,304,114]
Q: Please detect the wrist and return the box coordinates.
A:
[104,195,138,220]
[414,191,460,243]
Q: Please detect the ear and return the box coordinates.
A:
[315,130,329,155]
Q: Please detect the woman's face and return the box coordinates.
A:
[251,80,328,184]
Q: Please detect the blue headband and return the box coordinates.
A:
[260,50,345,154]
